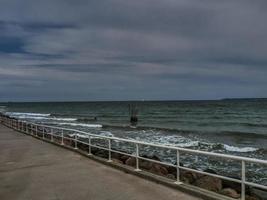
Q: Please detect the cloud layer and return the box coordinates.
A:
[0,0,267,101]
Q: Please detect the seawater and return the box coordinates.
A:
[1,99,267,184]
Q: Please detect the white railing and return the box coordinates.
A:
[1,115,266,200]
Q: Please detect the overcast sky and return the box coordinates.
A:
[0,0,267,101]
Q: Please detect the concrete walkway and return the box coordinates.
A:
[0,124,200,200]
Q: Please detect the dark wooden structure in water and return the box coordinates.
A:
[129,104,138,124]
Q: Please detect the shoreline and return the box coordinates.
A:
[1,114,266,200]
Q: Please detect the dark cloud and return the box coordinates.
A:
[0,0,267,101]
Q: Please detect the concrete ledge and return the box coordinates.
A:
[12,126,233,200]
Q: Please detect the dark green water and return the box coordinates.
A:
[1,99,266,184]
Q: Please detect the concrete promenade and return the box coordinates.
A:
[0,124,200,200]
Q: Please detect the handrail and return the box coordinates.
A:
[1,114,266,200]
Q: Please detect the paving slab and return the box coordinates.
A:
[0,124,201,200]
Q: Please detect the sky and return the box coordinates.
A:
[0,0,267,102]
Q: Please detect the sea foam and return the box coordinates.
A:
[223,144,258,152]
[57,122,102,128]
[6,112,51,117]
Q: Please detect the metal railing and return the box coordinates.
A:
[1,115,266,200]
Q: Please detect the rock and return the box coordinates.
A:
[139,160,153,170]
[220,188,240,199]
[120,155,130,164]
[166,173,176,180]
[167,166,177,177]
[194,175,222,192]
[112,158,123,164]
[181,171,198,184]
[111,153,121,160]
[94,150,108,159]
[77,143,88,151]
[222,178,242,193]
[63,138,72,146]
[125,157,136,167]
[246,195,260,200]
[251,188,267,200]
[149,164,169,176]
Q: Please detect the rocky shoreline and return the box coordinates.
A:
[62,134,266,200]
[2,116,266,200]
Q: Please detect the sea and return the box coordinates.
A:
[0,99,266,184]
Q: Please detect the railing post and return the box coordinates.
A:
[175,150,182,184]
[42,126,45,139]
[51,128,53,142]
[107,139,112,162]
[74,133,78,149]
[88,135,92,155]
[135,143,141,171]
[241,160,246,200]
[61,130,64,145]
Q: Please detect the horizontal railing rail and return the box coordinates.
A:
[1,114,266,200]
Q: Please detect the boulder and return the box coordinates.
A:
[194,175,222,192]
[222,178,242,193]
[251,188,267,200]
[149,164,169,176]
[125,157,136,167]
[111,152,121,160]
[220,188,240,199]
[112,158,123,164]
[246,196,260,200]
[181,171,198,184]
[166,173,176,180]
[94,150,108,159]
[120,155,130,164]
[140,160,153,170]
[167,166,177,177]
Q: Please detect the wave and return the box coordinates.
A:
[68,133,88,139]
[5,112,77,121]
[177,141,200,148]
[56,122,102,128]
[223,144,258,152]
[6,112,51,117]
[49,118,77,121]
[99,131,114,137]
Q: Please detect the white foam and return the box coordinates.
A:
[57,122,102,128]
[177,141,200,148]
[99,131,114,137]
[6,112,77,122]
[69,133,88,139]
[50,118,77,121]
[6,112,51,117]
[223,144,258,152]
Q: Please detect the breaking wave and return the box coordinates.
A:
[5,112,77,121]
[6,112,51,117]
[56,122,102,128]
[223,144,258,152]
